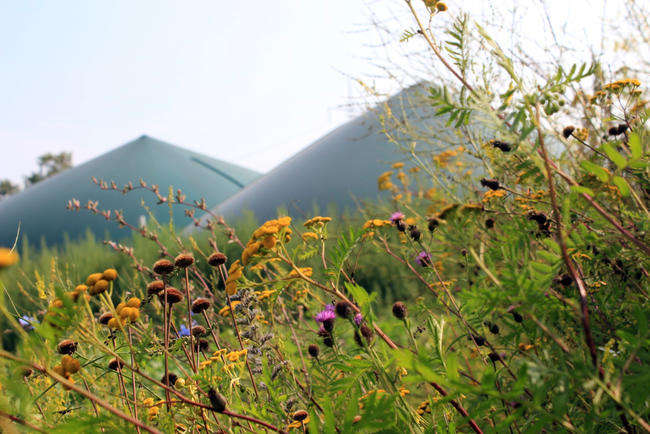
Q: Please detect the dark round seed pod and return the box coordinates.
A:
[616,123,628,135]
[308,344,319,358]
[396,220,407,232]
[469,335,485,346]
[485,218,495,229]
[191,297,211,314]
[108,358,124,371]
[191,325,207,337]
[559,274,573,287]
[480,178,501,191]
[22,367,33,378]
[562,126,575,138]
[409,227,421,241]
[292,410,309,422]
[323,336,334,348]
[608,125,619,136]
[208,252,227,267]
[159,287,184,304]
[174,253,194,268]
[511,311,523,323]
[98,312,113,325]
[147,280,165,295]
[194,339,210,352]
[428,218,439,232]
[392,302,407,320]
[57,339,77,355]
[208,388,227,413]
[489,323,500,334]
[488,352,503,363]
[161,373,178,387]
[492,140,512,152]
[335,301,352,318]
[527,211,548,224]
[152,259,175,275]
[323,318,335,333]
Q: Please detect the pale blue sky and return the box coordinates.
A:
[1,0,400,184]
[0,0,621,186]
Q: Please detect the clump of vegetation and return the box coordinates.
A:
[1,1,649,433]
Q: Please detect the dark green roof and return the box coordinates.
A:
[204,83,462,223]
[0,135,260,247]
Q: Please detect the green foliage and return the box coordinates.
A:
[1,2,650,433]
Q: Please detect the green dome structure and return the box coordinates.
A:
[203,83,463,223]
[0,135,260,247]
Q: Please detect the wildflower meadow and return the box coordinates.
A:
[1,1,649,433]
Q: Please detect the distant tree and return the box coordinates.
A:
[25,152,73,186]
[0,179,20,199]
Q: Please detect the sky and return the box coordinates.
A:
[0,0,624,186]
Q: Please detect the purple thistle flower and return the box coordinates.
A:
[416,250,432,267]
[390,211,405,224]
[315,309,336,323]
[325,304,335,312]
[354,313,363,326]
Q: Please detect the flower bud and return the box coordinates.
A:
[392,302,407,320]
[152,259,175,275]
[207,252,227,267]
[174,253,194,268]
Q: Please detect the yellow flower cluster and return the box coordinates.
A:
[218,300,241,316]
[303,216,332,227]
[377,171,394,191]
[107,297,141,329]
[255,289,276,301]
[391,162,404,169]
[482,189,507,202]
[225,260,243,295]
[287,416,311,430]
[399,387,410,397]
[143,397,165,420]
[518,343,535,351]
[362,219,391,229]
[0,247,19,270]
[53,355,81,389]
[288,267,312,278]
[417,400,431,415]
[301,231,319,241]
[603,78,641,92]
[242,217,292,265]
[433,147,464,168]
[226,349,247,362]
[86,269,118,296]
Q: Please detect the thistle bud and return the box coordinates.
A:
[208,388,227,413]
[562,126,575,138]
[108,358,124,371]
[335,301,352,318]
[480,179,501,191]
[98,312,113,325]
[392,302,407,320]
[308,344,319,358]
[161,373,178,387]
[409,226,421,241]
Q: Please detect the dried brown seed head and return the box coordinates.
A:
[98,312,113,325]
[159,287,183,304]
[292,410,309,421]
[207,252,227,267]
[174,253,195,268]
[191,297,211,314]
[147,280,165,295]
[152,259,175,275]
[57,339,77,355]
